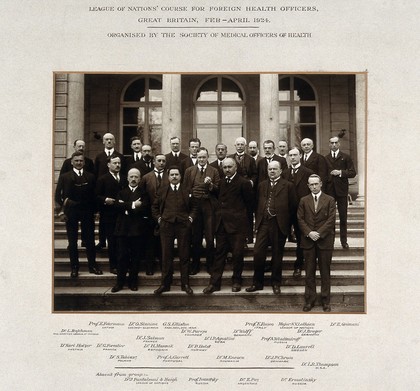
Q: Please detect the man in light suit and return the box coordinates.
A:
[183,147,220,275]
[298,174,336,312]
[324,136,356,249]
[111,168,151,292]
[152,167,197,295]
[246,161,297,294]
[203,158,254,293]
[140,154,169,273]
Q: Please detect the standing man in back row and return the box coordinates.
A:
[165,136,188,169]
[324,136,356,249]
[301,138,328,186]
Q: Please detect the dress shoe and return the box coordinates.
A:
[202,284,220,294]
[80,241,86,248]
[111,285,123,293]
[341,243,349,250]
[70,269,78,278]
[95,243,103,251]
[146,263,155,276]
[293,268,302,278]
[272,285,281,295]
[303,303,314,312]
[154,285,170,295]
[323,304,331,312]
[245,285,263,292]
[288,234,297,243]
[129,285,138,291]
[232,283,241,292]
[109,268,118,275]
[89,266,103,275]
[182,285,194,295]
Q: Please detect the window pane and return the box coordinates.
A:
[221,124,242,145]
[124,79,145,102]
[197,78,218,101]
[221,106,242,124]
[196,106,217,124]
[278,77,291,101]
[197,124,217,152]
[279,106,290,123]
[299,125,317,150]
[149,107,162,154]
[149,78,163,102]
[123,107,140,124]
[294,77,315,101]
[221,78,243,101]
[298,106,316,123]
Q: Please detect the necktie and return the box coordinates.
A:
[107,151,111,157]
[314,195,318,211]
[157,172,162,187]
[78,170,82,177]
[304,154,308,161]
[200,167,205,176]
[173,185,178,192]
[226,177,231,184]
[132,187,135,193]
[115,174,119,182]
[267,158,272,163]
[333,152,336,159]
[271,181,277,187]
[219,160,223,168]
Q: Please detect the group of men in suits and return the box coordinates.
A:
[55,132,356,311]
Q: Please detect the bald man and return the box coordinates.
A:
[300,138,327,186]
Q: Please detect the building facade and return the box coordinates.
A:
[54,73,365,202]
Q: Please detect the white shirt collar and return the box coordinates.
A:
[129,185,137,192]
[332,149,340,156]
[105,148,115,155]
[304,150,313,158]
[312,191,322,199]
[73,168,83,175]
[292,163,301,169]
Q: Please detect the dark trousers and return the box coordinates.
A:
[115,235,145,287]
[303,246,332,305]
[210,224,246,288]
[191,198,215,268]
[291,214,304,270]
[160,220,191,288]
[102,220,117,269]
[98,214,107,246]
[65,209,96,270]
[326,187,348,244]
[252,217,287,287]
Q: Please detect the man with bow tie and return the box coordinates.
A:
[246,160,297,295]
[55,151,103,278]
[180,137,201,177]
[298,174,336,312]
[95,154,127,274]
[324,136,356,249]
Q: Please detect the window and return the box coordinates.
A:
[121,77,162,154]
[194,76,245,153]
[278,76,318,149]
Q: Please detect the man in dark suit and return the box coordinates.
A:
[152,167,197,295]
[278,140,291,167]
[210,143,228,178]
[140,154,169,274]
[95,154,127,274]
[248,140,263,165]
[125,136,142,170]
[203,158,254,293]
[183,147,220,275]
[127,141,154,177]
[164,136,188,169]
[180,137,201,176]
[301,138,328,186]
[246,161,297,294]
[54,151,103,277]
[297,174,336,312]
[229,137,257,244]
[324,136,356,249]
[282,148,314,278]
[59,139,94,176]
[94,132,125,249]
[111,168,151,292]
[256,140,287,186]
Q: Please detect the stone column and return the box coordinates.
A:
[67,74,85,156]
[162,74,182,154]
[355,73,366,205]
[259,74,279,154]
